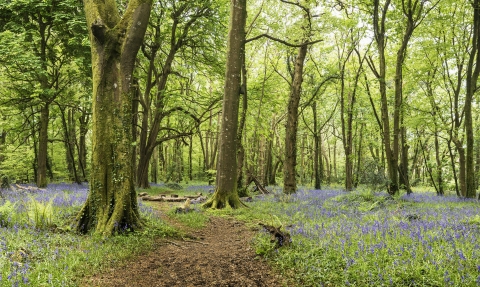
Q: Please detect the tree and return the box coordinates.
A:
[465,0,480,198]
[76,0,152,235]
[282,0,320,194]
[135,0,221,188]
[0,0,87,187]
[203,0,246,209]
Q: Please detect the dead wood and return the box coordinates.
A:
[141,196,200,202]
[246,171,269,194]
[258,223,291,247]
[181,237,209,245]
[15,184,45,192]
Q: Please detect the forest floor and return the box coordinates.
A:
[82,200,286,287]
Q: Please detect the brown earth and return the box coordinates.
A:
[82,201,286,287]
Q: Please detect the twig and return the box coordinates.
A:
[165,240,183,248]
[181,237,209,245]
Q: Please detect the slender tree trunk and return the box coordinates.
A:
[0,122,6,167]
[77,0,152,235]
[37,103,49,188]
[203,0,246,209]
[188,135,193,181]
[236,43,248,190]
[312,102,321,189]
[434,128,444,195]
[354,123,365,188]
[466,0,480,198]
[78,111,89,181]
[283,45,308,194]
[370,0,398,194]
[60,107,80,183]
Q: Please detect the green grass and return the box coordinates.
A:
[0,184,179,286]
[221,189,480,287]
[166,208,209,229]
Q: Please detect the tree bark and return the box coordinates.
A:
[203,0,246,209]
[283,45,308,194]
[36,103,49,188]
[77,0,152,236]
[465,0,480,198]
[78,110,89,181]
[312,102,321,189]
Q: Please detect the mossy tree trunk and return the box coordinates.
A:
[203,0,246,209]
[77,0,152,236]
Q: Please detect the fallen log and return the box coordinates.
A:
[15,184,46,192]
[185,193,203,199]
[141,195,196,202]
[245,170,269,194]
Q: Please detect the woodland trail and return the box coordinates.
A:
[82,201,286,287]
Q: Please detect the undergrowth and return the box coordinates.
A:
[0,184,178,286]
[227,188,480,287]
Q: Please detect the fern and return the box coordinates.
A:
[0,200,16,227]
[26,197,54,229]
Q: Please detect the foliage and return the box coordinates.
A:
[26,196,54,229]
[0,200,16,227]
[1,174,9,189]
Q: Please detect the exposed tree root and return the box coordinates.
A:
[202,189,244,209]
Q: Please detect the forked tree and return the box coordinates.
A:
[76,0,152,235]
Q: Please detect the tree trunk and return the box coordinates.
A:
[77,0,152,236]
[313,102,321,190]
[434,128,444,195]
[60,107,80,184]
[188,135,193,181]
[370,0,398,194]
[203,0,246,209]
[78,111,89,181]
[36,103,49,188]
[465,0,480,198]
[0,122,6,165]
[236,44,248,190]
[354,123,365,188]
[283,45,308,194]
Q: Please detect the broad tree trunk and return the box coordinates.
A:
[204,0,246,209]
[77,0,152,236]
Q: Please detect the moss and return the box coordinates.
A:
[203,188,243,209]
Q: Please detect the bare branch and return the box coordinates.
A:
[245,33,322,47]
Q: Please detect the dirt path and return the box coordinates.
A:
[83,202,285,287]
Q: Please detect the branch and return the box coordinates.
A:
[245,34,322,47]
[155,132,194,146]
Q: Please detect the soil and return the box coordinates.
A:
[82,201,286,287]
